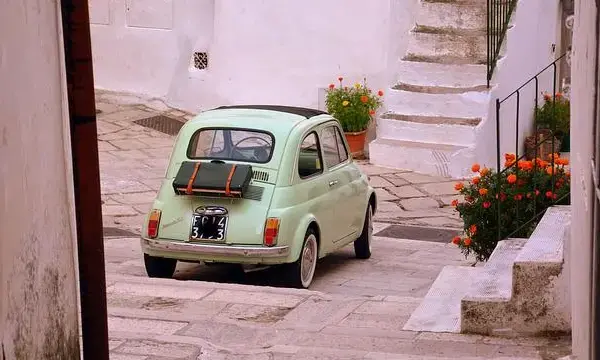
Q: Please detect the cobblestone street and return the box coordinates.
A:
[97,92,570,359]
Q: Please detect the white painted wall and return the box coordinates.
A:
[569,0,597,357]
[476,0,562,169]
[90,0,414,114]
[0,0,80,358]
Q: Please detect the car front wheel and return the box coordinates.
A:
[285,228,318,289]
[144,254,177,278]
[354,203,373,259]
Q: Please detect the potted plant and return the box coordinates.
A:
[325,77,384,157]
[534,92,570,152]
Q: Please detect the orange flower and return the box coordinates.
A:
[472,176,480,185]
[452,236,461,245]
[369,110,376,115]
[451,199,459,207]
[471,163,481,173]
[543,92,552,101]
[480,167,489,176]
[556,158,569,165]
[505,153,516,162]
[469,224,477,235]
[518,160,533,171]
[463,238,472,246]
[556,92,563,99]
[455,182,464,191]
[360,95,369,103]
[507,174,517,184]
[329,84,335,90]
[483,201,491,209]
[377,90,384,97]
[546,166,555,175]
[536,158,548,167]
[566,170,571,177]
[479,188,488,196]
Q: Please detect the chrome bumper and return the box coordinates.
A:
[141,237,290,258]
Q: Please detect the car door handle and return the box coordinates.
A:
[329,180,339,187]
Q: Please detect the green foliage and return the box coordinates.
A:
[535,92,570,136]
[451,154,571,262]
[325,78,383,133]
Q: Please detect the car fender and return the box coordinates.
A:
[288,213,321,263]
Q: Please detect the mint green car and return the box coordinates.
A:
[141,105,377,288]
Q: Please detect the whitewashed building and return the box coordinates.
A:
[90,0,569,177]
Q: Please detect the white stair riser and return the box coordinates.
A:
[407,32,486,60]
[397,60,487,89]
[386,89,490,119]
[377,118,476,146]
[369,140,475,178]
[417,2,486,31]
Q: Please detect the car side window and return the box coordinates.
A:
[322,126,348,168]
[298,132,323,179]
[334,126,349,163]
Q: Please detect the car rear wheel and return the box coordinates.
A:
[144,254,177,278]
[285,228,318,289]
[354,203,373,259]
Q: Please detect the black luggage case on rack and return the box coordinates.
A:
[172,161,253,198]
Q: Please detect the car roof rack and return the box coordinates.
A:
[214,105,329,119]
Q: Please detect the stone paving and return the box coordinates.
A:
[96,92,570,359]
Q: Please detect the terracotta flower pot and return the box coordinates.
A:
[344,130,367,158]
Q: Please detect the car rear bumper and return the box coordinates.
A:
[141,237,290,260]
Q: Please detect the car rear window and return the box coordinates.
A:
[187,128,274,163]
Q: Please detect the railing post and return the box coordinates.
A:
[496,98,501,241]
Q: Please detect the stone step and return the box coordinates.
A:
[381,113,482,127]
[462,238,526,304]
[393,82,488,94]
[417,0,486,31]
[403,265,479,332]
[368,138,476,178]
[396,60,487,91]
[385,88,490,119]
[406,31,486,65]
[461,206,572,336]
[377,115,477,147]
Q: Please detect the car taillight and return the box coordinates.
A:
[264,218,280,247]
[147,209,161,239]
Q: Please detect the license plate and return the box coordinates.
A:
[190,214,228,241]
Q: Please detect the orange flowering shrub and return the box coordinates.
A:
[451,153,570,261]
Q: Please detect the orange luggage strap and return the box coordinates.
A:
[225,164,237,196]
[185,162,201,195]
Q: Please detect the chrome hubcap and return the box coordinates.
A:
[300,235,317,287]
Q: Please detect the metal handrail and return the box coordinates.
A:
[487,0,518,87]
[494,54,570,241]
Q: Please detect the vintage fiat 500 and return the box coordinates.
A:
[141,105,377,288]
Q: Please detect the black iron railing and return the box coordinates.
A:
[495,54,570,241]
[487,0,518,87]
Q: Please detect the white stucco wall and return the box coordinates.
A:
[90,0,414,113]
[0,0,80,358]
[476,0,562,169]
[569,0,597,358]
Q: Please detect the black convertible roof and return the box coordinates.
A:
[215,105,329,119]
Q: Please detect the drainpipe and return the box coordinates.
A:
[60,0,109,359]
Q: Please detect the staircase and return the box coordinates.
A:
[369,0,491,178]
[403,206,571,336]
